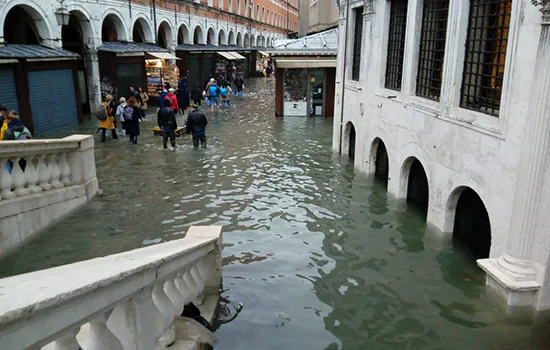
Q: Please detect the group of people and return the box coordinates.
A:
[0,105,32,141]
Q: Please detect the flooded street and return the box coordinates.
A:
[2,79,550,349]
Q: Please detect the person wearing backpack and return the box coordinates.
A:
[125,96,141,144]
[97,95,118,142]
[115,97,127,136]
[3,112,32,140]
[208,81,220,112]
[157,97,178,149]
[220,84,232,107]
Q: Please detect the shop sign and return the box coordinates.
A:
[284,101,307,116]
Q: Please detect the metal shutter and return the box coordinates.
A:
[28,69,78,135]
[0,69,19,113]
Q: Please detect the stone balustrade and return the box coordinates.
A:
[0,135,99,257]
[0,226,223,350]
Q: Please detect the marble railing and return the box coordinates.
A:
[0,226,223,350]
[0,135,98,201]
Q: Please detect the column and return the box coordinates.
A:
[84,50,102,112]
[477,2,550,308]
[361,1,375,91]
[332,0,348,152]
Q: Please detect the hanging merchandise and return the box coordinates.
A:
[146,59,180,98]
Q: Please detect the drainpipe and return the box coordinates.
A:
[338,0,350,154]
[152,0,158,44]
[129,0,132,19]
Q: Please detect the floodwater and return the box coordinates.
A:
[2,79,550,349]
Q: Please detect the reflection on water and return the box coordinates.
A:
[2,79,550,349]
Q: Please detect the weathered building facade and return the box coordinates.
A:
[0,0,294,133]
[333,0,550,312]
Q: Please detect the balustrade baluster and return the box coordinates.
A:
[183,272,200,302]
[153,283,177,332]
[164,278,185,315]
[12,158,29,197]
[38,154,51,191]
[49,154,63,189]
[0,157,15,200]
[26,156,41,194]
[191,266,205,294]
[83,311,123,350]
[175,272,195,306]
[59,152,72,186]
[52,327,81,350]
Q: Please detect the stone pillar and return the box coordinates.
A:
[84,50,102,112]
[478,2,550,308]
[361,1,375,87]
[333,0,348,152]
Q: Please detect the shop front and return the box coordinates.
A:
[269,29,338,118]
[0,45,83,135]
[176,45,249,89]
[98,42,177,101]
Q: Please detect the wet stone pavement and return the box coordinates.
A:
[2,79,550,349]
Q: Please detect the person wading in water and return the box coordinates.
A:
[186,103,208,149]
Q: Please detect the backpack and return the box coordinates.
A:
[15,128,32,140]
[220,88,228,98]
[124,106,134,121]
[96,105,108,121]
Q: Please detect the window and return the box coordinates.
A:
[219,0,224,10]
[251,1,254,17]
[416,0,449,100]
[262,7,265,22]
[208,0,213,6]
[245,0,248,16]
[384,0,408,90]
[351,7,364,81]
[257,4,260,20]
[237,0,241,14]
[229,0,233,12]
[272,12,275,25]
[460,0,511,116]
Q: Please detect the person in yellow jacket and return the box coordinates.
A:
[0,104,9,141]
[98,95,118,142]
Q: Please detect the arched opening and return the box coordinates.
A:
[178,25,191,45]
[228,31,236,45]
[133,18,153,43]
[346,122,356,159]
[237,32,243,47]
[207,28,216,45]
[62,14,84,55]
[218,29,227,45]
[452,188,491,259]
[250,34,256,47]
[405,158,429,219]
[244,33,250,47]
[372,138,389,189]
[4,5,42,44]
[193,26,204,45]
[158,21,172,48]
[102,14,124,42]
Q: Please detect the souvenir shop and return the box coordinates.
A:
[145,52,180,103]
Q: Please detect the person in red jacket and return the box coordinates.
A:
[167,88,179,115]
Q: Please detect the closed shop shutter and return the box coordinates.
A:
[116,63,144,97]
[188,56,200,89]
[0,68,19,113]
[29,69,78,135]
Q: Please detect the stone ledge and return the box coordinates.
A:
[0,185,86,220]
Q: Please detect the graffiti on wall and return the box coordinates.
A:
[100,77,114,98]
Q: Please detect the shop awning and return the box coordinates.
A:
[275,57,337,68]
[257,51,269,57]
[228,52,245,60]
[146,52,180,60]
[217,51,235,60]
[0,45,79,60]
[98,42,169,56]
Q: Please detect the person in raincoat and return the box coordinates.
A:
[98,95,118,142]
[0,104,8,141]
[124,96,141,144]
[177,79,190,115]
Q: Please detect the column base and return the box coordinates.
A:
[478,258,541,308]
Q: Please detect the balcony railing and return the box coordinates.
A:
[0,226,223,350]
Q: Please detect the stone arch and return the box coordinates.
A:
[2,2,52,45]
[218,28,227,45]
[228,30,236,45]
[157,20,173,48]
[101,10,128,42]
[343,121,356,159]
[237,32,243,46]
[447,187,491,259]
[178,23,191,45]
[244,32,250,47]
[402,157,429,219]
[193,24,205,45]
[207,27,216,45]
[65,5,96,47]
[250,34,256,47]
[132,15,154,43]
[266,37,271,47]
[370,138,389,189]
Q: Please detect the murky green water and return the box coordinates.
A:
[2,79,550,349]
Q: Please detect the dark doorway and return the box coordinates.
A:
[194,29,202,45]
[453,188,491,259]
[133,21,146,43]
[102,16,119,42]
[374,140,389,189]
[406,159,429,219]
[348,124,356,159]
[158,25,168,48]
[62,14,89,113]
[4,6,40,44]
